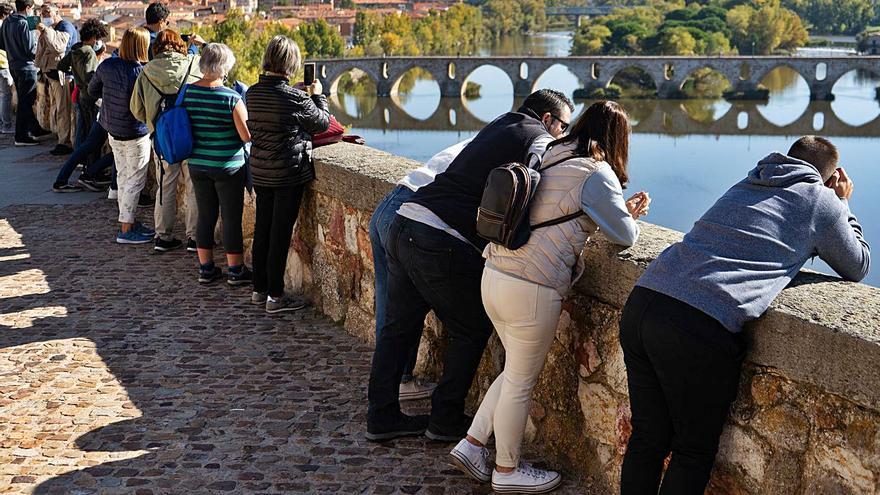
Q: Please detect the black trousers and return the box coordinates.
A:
[11,68,39,141]
[190,168,245,255]
[619,286,747,495]
[252,184,306,297]
[367,216,494,429]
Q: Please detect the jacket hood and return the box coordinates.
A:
[143,52,199,93]
[747,152,823,188]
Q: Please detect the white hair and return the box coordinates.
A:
[199,43,236,79]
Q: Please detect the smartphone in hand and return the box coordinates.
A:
[26,15,41,30]
[303,63,316,86]
[181,33,192,42]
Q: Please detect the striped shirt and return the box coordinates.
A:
[182,84,245,173]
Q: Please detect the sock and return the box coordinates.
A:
[228,264,243,275]
[200,261,215,272]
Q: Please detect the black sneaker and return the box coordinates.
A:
[50,144,73,155]
[138,192,153,208]
[227,265,253,286]
[154,237,183,253]
[265,295,308,313]
[198,265,223,284]
[92,174,112,187]
[76,177,105,192]
[53,182,82,193]
[14,136,39,146]
[366,413,429,442]
[426,414,474,442]
[186,238,197,253]
[31,127,51,139]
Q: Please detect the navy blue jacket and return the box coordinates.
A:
[0,13,37,70]
[89,57,148,139]
[55,20,78,54]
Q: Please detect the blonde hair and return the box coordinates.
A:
[119,27,150,63]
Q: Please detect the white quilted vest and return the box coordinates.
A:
[484,141,603,296]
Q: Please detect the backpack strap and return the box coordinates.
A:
[531,211,586,230]
[174,83,189,107]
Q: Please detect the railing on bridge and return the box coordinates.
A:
[310,56,880,101]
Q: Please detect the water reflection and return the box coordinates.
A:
[758,66,810,126]
[832,70,880,126]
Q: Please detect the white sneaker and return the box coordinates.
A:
[399,377,436,401]
[449,438,491,483]
[491,463,562,493]
[107,188,118,200]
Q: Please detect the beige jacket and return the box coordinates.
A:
[485,141,604,296]
[34,26,70,72]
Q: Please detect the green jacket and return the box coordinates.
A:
[130,51,202,133]
[58,42,97,100]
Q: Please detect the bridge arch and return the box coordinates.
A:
[321,61,382,98]
[606,64,660,96]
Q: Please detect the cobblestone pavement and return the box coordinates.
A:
[0,197,589,493]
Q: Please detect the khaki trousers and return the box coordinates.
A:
[468,266,563,468]
[48,77,73,146]
[153,157,198,241]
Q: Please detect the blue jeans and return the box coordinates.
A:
[0,69,12,130]
[55,121,114,186]
[368,185,419,379]
[11,68,39,141]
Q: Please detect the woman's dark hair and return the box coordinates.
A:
[80,18,110,42]
[555,100,631,186]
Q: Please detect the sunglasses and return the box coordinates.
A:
[550,114,570,132]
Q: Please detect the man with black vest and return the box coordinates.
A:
[366,89,574,442]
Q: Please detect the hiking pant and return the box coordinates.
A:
[368,185,419,379]
[190,167,245,255]
[468,266,562,469]
[619,286,746,495]
[252,183,306,298]
[153,156,197,242]
[109,135,151,225]
[11,68,39,141]
[367,216,494,432]
[47,75,73,146]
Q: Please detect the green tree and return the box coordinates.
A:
[658,26,697,54]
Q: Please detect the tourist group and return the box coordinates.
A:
[0,0,871,493]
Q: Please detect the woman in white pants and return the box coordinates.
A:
[88,27,153,244]
[449,101,651,493]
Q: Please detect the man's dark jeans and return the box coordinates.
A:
[55,121,113,185]
[11,68,38,141]
[619,286,747,495]
[368,185,419,379]
[367,215,493,429]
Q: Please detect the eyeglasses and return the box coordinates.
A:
[550,114,570,132]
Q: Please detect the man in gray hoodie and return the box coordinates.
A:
[618,136,870,495]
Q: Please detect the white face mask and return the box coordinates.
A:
[42,17,53,27]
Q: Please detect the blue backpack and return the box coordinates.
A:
[153,83,193,165]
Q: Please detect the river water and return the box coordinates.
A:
[329,32,880,287]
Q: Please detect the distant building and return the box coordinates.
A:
[862,32,880,55]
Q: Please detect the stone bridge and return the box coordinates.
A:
[328,96,880,138]
[311,56,880,100]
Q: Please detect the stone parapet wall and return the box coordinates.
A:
[239,143,880,494]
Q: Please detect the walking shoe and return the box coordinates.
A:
[227,265,253,286]
[198,265,223,284]
[365,413,429,442]
[400,377,437,401]
[92,174,113,187]
[491,463,562,494]
[116,229,153,245]
[52,182,82,193]
[31,127,52,139]
[251,291,268,305]
[14,136,39,146]
[108,188,118,200]
[426,414,474,442]
[449,438,492,483]
[133,222,155,237]
[138,192,152,208]
[266,294,308,314]
[76,177,105,192]
[186,238,197,252]
[50,144,73,155]
[154,237,183,252]
[1,126,14,134]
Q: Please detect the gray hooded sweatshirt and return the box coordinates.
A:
[637,152,871,333]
